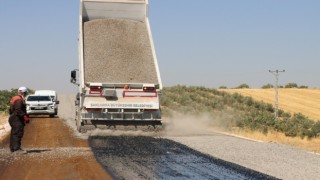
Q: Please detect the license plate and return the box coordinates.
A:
[34,107,44,110]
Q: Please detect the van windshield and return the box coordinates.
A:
[27,96,51,101]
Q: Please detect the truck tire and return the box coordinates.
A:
[75,107,86,133]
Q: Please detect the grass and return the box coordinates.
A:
[222,88,320,121]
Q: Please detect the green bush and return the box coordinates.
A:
[0,88,34,113]
[234,84,250,89]
[299,85,308,89]
[311,121,320,137]
[218,86,228,89]
[261,83,274,89]
[285,83,298,88]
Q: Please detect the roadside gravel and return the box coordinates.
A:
[167,134,320,180]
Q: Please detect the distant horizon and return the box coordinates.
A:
[1,82,318,95]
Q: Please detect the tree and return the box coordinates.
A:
[261,83,274,89]
[285,83,298,88]
[218,86,228,89]
[235,84,250,89]
[299,85,308,89]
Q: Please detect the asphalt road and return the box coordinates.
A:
[89,135,277,180]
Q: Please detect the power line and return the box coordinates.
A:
[269,69,285,118]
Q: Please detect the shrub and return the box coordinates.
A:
[285,83,298,88]
[218,86,228,89]
[261,83,274,89]
[299,85,308,89]
[310,121,320,137]
[234,84,250,89]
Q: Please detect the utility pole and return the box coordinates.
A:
[269,69,285,118]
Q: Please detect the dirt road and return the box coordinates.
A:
[0,117,112,180]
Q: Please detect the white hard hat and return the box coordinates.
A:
[18,87,28,93]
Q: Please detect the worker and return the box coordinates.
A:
[8,87,30,154]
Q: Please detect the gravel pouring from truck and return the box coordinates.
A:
[71,0,162,132]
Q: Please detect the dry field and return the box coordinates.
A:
[221,88,320,153]
[222,88,320,121]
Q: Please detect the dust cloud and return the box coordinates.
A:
[58,95,233,138]
[163,112,214,136]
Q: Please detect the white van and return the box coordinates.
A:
[26,95,56,117]
[34,90,59,116]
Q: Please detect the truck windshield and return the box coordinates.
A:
[27,96,51,101]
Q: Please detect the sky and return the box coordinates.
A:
[0,0,319,94]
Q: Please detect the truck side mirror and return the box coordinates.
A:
[71,70,76,79]
[70,70,79,86]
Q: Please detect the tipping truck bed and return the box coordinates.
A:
[71,0,162,132]
[84,19,159,84]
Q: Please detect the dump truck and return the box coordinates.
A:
[71,0,162,132]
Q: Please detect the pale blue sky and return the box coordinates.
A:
[0,0,319,93]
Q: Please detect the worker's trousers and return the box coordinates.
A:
[8,115,25,152]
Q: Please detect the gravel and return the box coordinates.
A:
[0,147,92,164]
[166,134,320,180]
[83,19,158,84]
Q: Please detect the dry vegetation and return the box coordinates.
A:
[0,112,8,125]
[228,128,320,153]
[221,88,320,153]
[222,88,320,121]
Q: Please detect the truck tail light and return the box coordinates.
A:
[90,86,102,94]
[143,87,155,91]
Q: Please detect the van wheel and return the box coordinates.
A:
[50,115,55,118]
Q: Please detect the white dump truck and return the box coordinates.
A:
[71,0,162,132]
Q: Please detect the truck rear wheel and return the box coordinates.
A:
[75,108,86,133]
